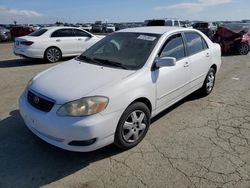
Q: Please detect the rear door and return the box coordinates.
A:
[155,33,191,112]
[183,31,211,88]
[50,29,78,55]
[73,29,97,53]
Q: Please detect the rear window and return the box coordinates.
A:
[146,20,165,26]
[184,32,207,55]
[165,20,172,26]
[221,24,250,33]
[193,23,209,28]
[29,29,47,36]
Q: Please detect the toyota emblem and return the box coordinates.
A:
[33,96,40,104]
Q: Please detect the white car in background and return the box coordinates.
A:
[14,27,104,63]
[80,24,92,32]
[104,24,116,33]
[19,27,221,152]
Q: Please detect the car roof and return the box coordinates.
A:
[43,26,82,30]
[118,26,187,35]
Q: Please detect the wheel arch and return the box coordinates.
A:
[128,97,152,114]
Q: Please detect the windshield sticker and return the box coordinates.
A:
[137,35,156,41]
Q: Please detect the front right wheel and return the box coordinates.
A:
[115,102,151,150]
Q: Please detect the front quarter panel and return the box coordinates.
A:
[89,69,156,117]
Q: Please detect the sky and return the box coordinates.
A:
[0,0,249,24]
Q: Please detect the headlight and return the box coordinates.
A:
[24,78,33,95]
[57,96,109,117]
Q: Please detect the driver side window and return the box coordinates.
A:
[159,33,186,61]
[94,40,121,55]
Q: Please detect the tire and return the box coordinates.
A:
[199,68,216,96]
[236,43,249,55]
[45,47,62,63]
[115,102,151,150]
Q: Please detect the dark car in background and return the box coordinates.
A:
[144,19,181,27]
[92,21,103,32]
[115,23,128,31]
[213,23,250,55]
[192,22,217,39]
[10,26,34,38]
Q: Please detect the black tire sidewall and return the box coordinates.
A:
[201,68,216,96]
[114,102,151,150]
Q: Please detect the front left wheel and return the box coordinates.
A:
[115,102,151,150]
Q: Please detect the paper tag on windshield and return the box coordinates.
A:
[137,35,156,41]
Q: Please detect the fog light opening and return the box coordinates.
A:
[68,138,97,146]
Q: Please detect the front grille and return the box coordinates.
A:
[27,90,55,112]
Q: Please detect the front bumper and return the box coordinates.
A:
[19,93,122,152]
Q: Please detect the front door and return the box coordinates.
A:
[155,33,191,113]
[73,29,97,53]
[51,29,78,55]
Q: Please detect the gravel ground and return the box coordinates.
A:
[0,43,250,188]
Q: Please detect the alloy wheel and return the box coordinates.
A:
[238,43,249,55]
[206,71,215,93]
[46,48,61,63]
[122,110,147,143]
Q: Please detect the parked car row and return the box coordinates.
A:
[143,19,250,55]
[92,21,116,33]
[192,22,217,39]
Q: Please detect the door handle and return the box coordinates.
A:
[78,38,82,41]
[56,39,61,42]
[206,53,210,57]
[184,62,189,67]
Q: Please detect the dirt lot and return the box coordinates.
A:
[0,43,250,188]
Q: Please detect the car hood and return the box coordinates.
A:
[30,59,135,104]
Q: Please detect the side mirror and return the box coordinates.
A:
[155,57,176,68]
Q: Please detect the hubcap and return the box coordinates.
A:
[47,48,60,62]
[239,44,249,55]
[122,110,147,143]
[206,72,215,92]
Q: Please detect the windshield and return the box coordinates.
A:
[221,24,250,32]
[29,29,47,36]
[77,32,160,70]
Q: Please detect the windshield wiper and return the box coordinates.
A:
[76,55,100,65]
[93,58,129,70]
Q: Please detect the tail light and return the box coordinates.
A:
[20,41,34,46]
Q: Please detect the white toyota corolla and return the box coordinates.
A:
[19,27,221,152]
[14,27,104,63]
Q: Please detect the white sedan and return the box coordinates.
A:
[14,27,104,63]
[19,27,221,152]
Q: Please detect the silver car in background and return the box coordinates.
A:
[0,27,10,42]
